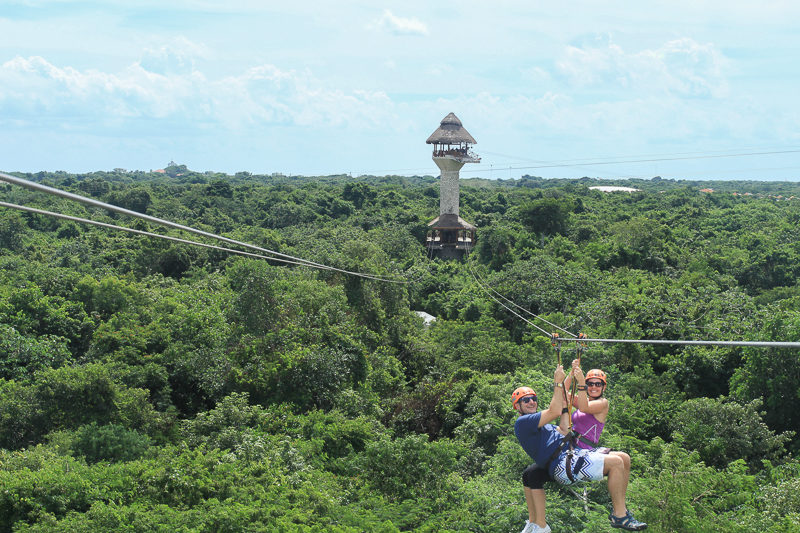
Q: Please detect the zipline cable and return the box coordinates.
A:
[4,174,799,348]
[463,245,800,349]
[463,246,555,337]
[469,263,576,338]
[480,145,800,166]
[550,336,800,349]
[0,172,411,284]
[356,145,800,178]
[0,201,330,268]
[459,148,800,175]
[472,287,800,349]
[407,234,437,283]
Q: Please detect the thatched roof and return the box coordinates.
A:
[427,214,477,230]
[426,113,477,145]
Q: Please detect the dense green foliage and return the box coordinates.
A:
[0,169,798,532]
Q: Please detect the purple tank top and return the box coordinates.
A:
[571,410,605,450]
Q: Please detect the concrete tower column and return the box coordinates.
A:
[434,157,465,216]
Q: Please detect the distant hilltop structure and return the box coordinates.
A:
[425,112,479,260]
[589,186,640,193]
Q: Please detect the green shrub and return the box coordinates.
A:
[71,423,151,464]
[671,396,792,470]
[0,363,163,449]
[353,433,464,502]
[0,325,73,381]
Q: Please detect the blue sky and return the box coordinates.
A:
[1,1,798,180]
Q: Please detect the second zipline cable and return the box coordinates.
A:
[0,172,411,283]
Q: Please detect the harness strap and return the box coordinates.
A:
[543,435,571,473]
[572,430,610,454]
[573,431,599,448]
[552,432,599,483]
[565,450,576,483]
[545,432,582,481]
[551,333,562,367]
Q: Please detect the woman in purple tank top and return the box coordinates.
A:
[565,361,609,450]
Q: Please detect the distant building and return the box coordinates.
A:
[414,311,437,326]
[425,113,480,260]
[700,188,714,193]
[589,186,640,193]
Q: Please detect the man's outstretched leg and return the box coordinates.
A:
[521,464,551,532]
[522,487,550,532]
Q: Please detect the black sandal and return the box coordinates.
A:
[609,510,647,530]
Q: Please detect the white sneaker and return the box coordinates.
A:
[531,524,551,533]
[520,521,535,533]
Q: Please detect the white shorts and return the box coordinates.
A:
[551,450,606,485]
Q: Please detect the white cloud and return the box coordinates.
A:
[0,56,201,125]
[0,55,396,134]
[415,87,756,160]
[0,4,796,177]
[137,37,211,76]
[520,66,552,84]
[214,64,395,129]
[368,9,428,36]
[556,36,729,98]
[427,63,454,77]
[654,38,729,98]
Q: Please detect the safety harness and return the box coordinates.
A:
[543,429,608,483]
[546,333,606,483]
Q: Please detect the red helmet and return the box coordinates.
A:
[511,387,537,409]
[585,369,607,385]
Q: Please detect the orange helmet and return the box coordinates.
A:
[511,387,537,409]
[585,369,607,385]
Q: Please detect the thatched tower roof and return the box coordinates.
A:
[426,113,477,145]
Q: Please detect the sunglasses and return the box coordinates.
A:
[586,381,604,387]
[519,396,538,404]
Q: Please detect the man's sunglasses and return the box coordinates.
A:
[586,381,604,387]
[519,396,537,404]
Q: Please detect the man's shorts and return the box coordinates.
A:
[551,449,606,485]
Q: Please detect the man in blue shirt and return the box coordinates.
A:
[512,364,647,531]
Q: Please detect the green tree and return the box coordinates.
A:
[106,188,152,214]
[71,422,152,464]
[671,396,792,470]
[353,433,464,501]
[731,310,800,439]
[342,182,376,209]
[520,197,571,236]
[0,210,27,251]
[0,325,73,381]
[0,363,164,449]
[1,283,94,354]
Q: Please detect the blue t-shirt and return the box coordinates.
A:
[514,412,565,475]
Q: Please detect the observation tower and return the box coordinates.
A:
[425,112,480,260]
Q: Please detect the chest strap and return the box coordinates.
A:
[572,430,599,448]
